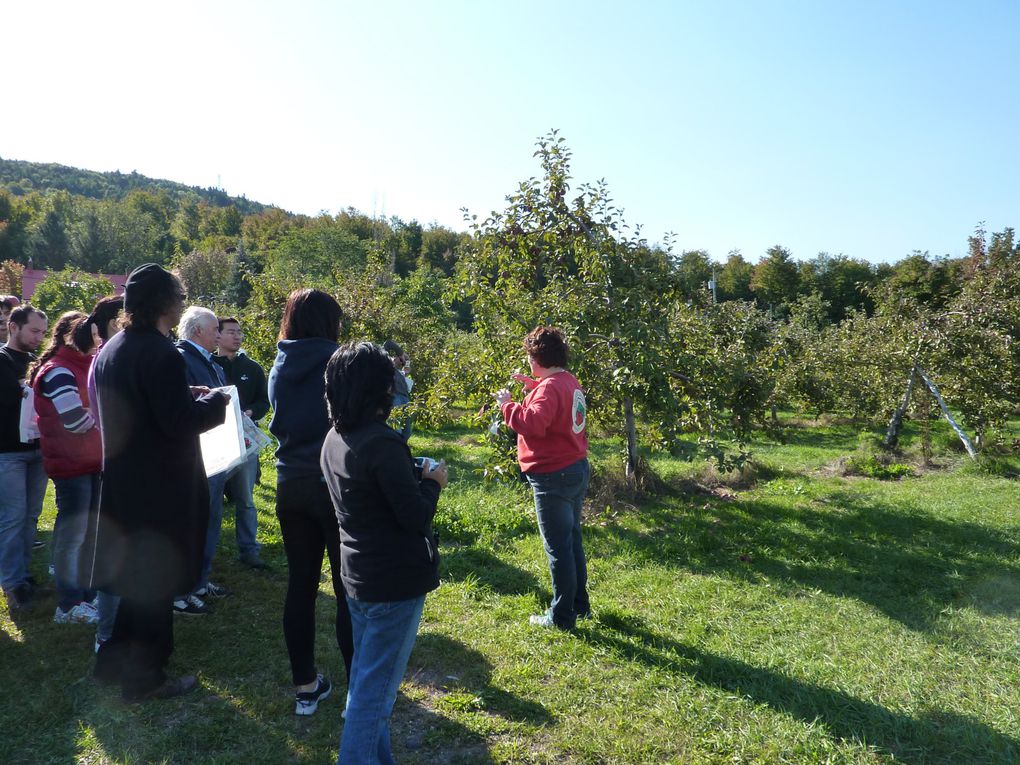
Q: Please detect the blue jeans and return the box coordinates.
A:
[526,457,591,628]
[95,590,120,643]
[339,595,426,765]
[52,473,101,610]
[225,452,260,558]
[195,470,229,592]
[0,450,47,591]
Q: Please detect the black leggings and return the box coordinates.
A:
[276,476,353,686]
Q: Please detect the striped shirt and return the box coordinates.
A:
[40,366,95,434]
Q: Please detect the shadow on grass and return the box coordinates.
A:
[584,611,1019,765]
[440,547,541,597]
[588,485,1020,632]
[412,632,554,726]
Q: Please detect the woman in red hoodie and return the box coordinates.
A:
[31,312,102,625]
[495,326,591,629]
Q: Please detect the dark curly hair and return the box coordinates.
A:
[523,326,569,369]
[325,342,395,433]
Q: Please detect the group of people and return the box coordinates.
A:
[1,264,592,765]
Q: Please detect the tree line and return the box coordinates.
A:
[3,136,1018,477]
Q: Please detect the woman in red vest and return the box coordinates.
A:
[30,312,102,625]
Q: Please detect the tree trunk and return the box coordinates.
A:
[884,366,916,449]
[915,367,978,459]
[624,397,638,480]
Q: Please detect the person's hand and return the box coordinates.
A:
[494,389,511,406]
[423,459,448,489]
[510,372,537,388]
[244,409,253,418]
[190,386,211,398]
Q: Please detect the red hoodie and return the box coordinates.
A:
[501,371,588,474]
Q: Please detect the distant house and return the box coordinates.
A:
[21,269,128,300]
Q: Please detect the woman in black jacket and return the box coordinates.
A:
[320,342,447,765]
[267,289,353,716]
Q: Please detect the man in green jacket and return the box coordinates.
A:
[215,316,270,570]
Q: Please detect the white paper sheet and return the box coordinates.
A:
[19,384,40,442]
[200,386,245,477]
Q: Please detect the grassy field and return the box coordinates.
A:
[2,419,1019,764]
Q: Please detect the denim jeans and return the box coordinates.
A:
[225,452,260,558]
[52,473,101,610]
[338,595,426,765]
[526,457,591,628]
[95,590,120,643]
[195,469,229,591]
[0,450,48,591]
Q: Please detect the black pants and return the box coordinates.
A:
[94,595,173,700]
[276,475,353,686]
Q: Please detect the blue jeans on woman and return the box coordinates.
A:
[52,473,100,611]
[338,595,425,765]
[526,457,591,629]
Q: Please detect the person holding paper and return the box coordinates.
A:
[89,264,228,702]
[174,306,232,615]
[268,288,353,716]
[0,304,48,611]
[214,316,270,570]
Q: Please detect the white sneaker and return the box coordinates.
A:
[54,601,99,625]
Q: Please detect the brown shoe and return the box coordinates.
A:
[125,675,198,703]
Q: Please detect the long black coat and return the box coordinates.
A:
[87,326,226,601]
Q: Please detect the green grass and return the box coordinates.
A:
[2,419,1019,764]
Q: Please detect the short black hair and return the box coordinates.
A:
[0,297,14,311]
[9,304,46,329]
[218,316,240,331]
[523,326,569,369]
[279,289,344,342]
[325,342,395,434]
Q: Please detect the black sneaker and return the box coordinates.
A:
[4,582,34,610]
[240,554,270,571]
[195,582,231,598]
[173,595,210,616]
[295,674,331,716]
[124,674,198,703]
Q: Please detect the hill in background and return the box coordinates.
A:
[0,156,271,216]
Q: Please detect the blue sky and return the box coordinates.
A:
[3,1,1018,263]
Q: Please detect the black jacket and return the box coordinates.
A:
[214,351,269,420]
[88,328,227,600]
[0,346,37,453]
[320,420,441,602]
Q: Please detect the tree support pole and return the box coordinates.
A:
[915,367,978,460]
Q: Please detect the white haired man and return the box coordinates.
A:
[174,306,231,615]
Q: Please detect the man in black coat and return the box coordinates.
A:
[89,264,229,702]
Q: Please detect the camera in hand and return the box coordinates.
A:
[413,456,438,480]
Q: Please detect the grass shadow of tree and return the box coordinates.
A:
[583,611,1019,765]
[587,484,1020,632]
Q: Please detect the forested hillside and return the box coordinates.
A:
[2,136,1018,477]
